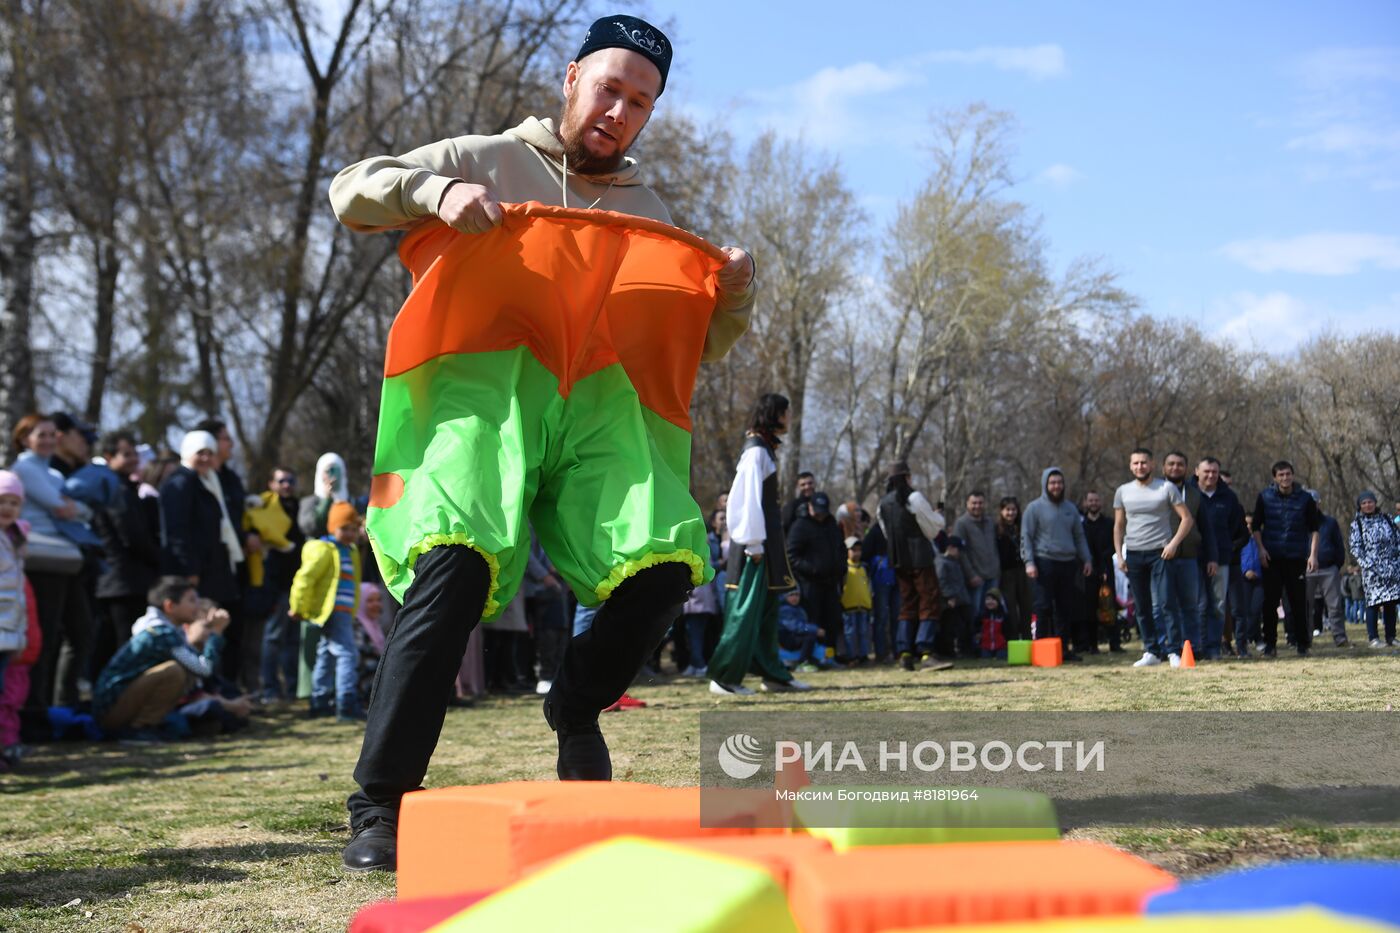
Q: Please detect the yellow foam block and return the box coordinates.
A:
[426,836,798,932]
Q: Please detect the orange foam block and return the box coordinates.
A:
[1031,637,1063,667]
[786,840,1176,933]
[397,782,758,899]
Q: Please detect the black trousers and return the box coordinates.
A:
[25,570,92,714]
[945,604,975,658]
[1261,556,1311,653]
[91,595,148,678]
[1031,558,1079,645]
[798,578,842,653]
[347,546,690,827]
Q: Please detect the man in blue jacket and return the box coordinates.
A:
[1251,461,1321,657]
[1305,492,1350,648]
[1191,457,1247,660]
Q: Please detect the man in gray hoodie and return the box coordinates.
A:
[1021,468,1093,661]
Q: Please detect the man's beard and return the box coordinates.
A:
[559,91,627,176]
[1048,490,1064,503]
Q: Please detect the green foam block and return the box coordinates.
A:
[431,835,798,932]
[1007,640,1033,665]
[793,786,1060,850]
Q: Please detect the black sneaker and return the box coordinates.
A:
[1063,652,1084,663]
[920,654,954,672]
[900,653,916,672]
[343,815,397,872]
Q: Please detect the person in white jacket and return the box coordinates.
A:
[707,394,811,696]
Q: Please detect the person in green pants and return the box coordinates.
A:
[709,394,813,696]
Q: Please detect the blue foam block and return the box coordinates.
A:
[1146,860,1400,926]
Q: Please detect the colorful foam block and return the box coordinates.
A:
[397,782,756,899]
[786,840,1176,933]
[1146,860,1400,927]
[792,787,1059,850]
[348,893,492,933]
[1006,640,1032,666]
[425,836,798,932]
[522,832,832,889]
[1031,637,1062,667]
[668,834,833,889]
[894,906,1399,931]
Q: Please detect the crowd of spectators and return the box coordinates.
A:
[1,408,1398,764]
[0,413,397,759]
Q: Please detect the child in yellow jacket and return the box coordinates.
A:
[290,502,364,721]
[841,537,874,664]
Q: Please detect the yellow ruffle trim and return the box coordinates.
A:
[403,533,502,619]
[593,549,707,603]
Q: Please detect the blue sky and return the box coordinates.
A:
[645,0,1400,353]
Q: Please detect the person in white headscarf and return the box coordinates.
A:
[299,452,349,539]
[157,431,242,607]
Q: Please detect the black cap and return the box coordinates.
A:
[811,492,831,514]
[576,15,672,95]
[888,460,911,479]
[51,412,97,445]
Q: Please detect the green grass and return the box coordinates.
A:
[2,632,1398,932]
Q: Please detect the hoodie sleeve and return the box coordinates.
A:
[1021,504,1039,566]
[726,446,772,556]
[701,276,755,363]
[329,137,473,233]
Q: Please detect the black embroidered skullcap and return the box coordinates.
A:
[576,15,672,95]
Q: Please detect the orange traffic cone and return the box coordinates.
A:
[1180,640,1197,668]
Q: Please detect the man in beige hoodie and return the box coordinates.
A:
[329,15,757,873]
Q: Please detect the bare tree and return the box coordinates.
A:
[730,131,865,493]
[0,0,41,439]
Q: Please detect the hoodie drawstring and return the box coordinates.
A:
[559,150,614,211]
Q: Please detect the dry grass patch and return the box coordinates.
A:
[1,632,1396,931]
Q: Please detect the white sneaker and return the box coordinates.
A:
[1168,653,1182,668]
[1133,652,1162,667]
[1312,629,1323,638]
[710,680,754,696]
[760,678,813,692]
[1369,639,1384,649]
[535,679,552,695]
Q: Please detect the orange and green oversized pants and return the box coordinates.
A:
[365,203,725,621]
